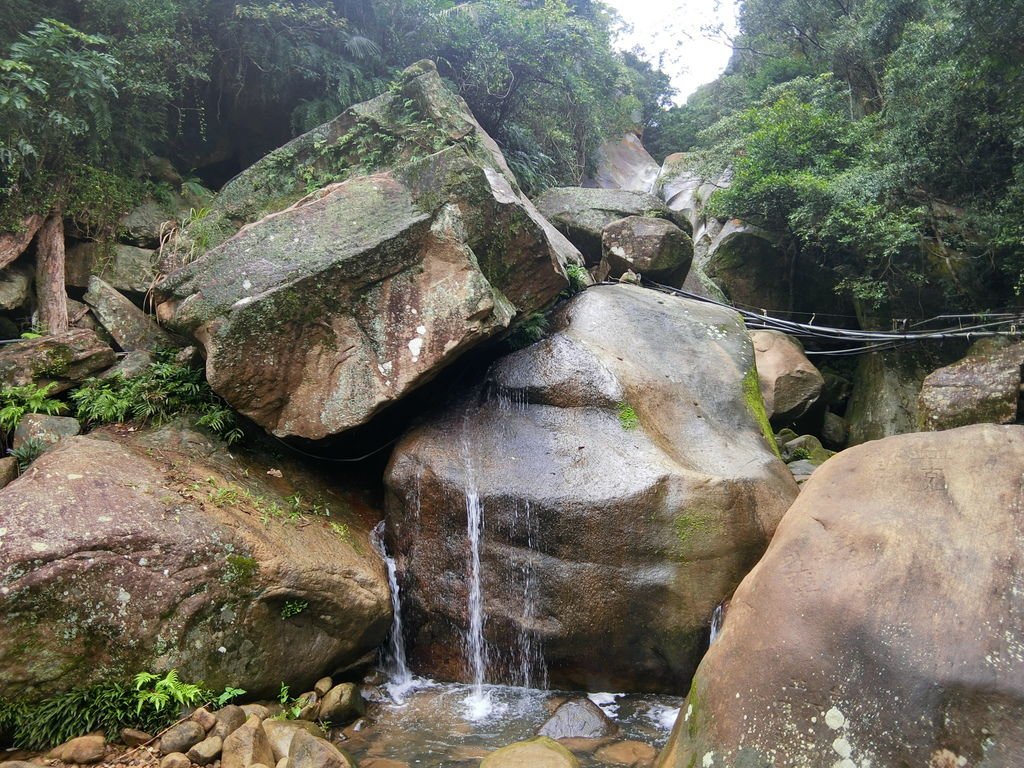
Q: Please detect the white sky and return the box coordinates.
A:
[602,0,739,104]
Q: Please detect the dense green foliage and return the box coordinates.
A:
[0,670,242,750]
[70,349,243,443]
[0,0,671,223]
[649,0,1024,311]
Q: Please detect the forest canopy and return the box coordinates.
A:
[0,0,671,231]
[646,0,1024,309]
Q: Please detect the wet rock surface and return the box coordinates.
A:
[386,284,797,692]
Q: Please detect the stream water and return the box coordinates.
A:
[346,679,682,768]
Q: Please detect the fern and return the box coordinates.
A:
[71,350,243,444]
[0,382,66,438]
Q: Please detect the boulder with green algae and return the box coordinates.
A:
[481,737,579,768]
[918,338,1024,431]
[845,349,934,445]
[0,422,389,699]
[657,425,1024,768]
[0,328,115,393]
[157,62,580,441]
[385,285,797,693]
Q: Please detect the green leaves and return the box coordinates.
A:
[71,348,243,444]
[0,382,65,439]
[132,669,205,715]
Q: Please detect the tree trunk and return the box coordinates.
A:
[35,210,68,333]
[0,213,43,269]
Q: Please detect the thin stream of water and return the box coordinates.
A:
[370,521,413,700]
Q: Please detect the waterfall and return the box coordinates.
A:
[464,483,489,715]
[512,500,547,689]
[709,602,724,644]
[371,521,413,698]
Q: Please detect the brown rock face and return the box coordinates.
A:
[919,339,1024,431]
[157,62,578,441]
[385,285,797,693]
[0,424,389,699]
[288,730,355,768]
[599,216,694,287]
[480,737,579,768]
[658,425,1024,767]
[749,329,824,423]
[0,329,115,392]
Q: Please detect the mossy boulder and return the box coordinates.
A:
[384,285,797,693]
[0,329,115,393]
[919,338,1024,431]
[65,243,159,299]
[157,63,580,440]
[845,349,934,445]
[0,423,390,699]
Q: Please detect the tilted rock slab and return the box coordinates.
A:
[385,285,797,692]
[589,133,661,194]
[0,425,389,698]
[157,62,578,440]
[658,424,1024,768]
[750,329,824,424]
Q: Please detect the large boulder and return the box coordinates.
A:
[384,285,797,693]
[655,156,726,233]
[658,425,1024,767]
[84,276,177,352]
[919,338,1024,431]
[0,263,33,310]
[589,134,661,194]
[0,423,390,699]
[845,349,934,445]
[0,329,115,393]
[481,737,579,768]
[534,187,684,265]
[598,216,694,287]
[750,330,824,424]
[157,62,579,441]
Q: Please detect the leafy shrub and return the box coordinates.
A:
[280,600,308,620]
[564,264,590,295]
[0,670,243,750]
[71,350,243,444]
[506,311,549,350]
